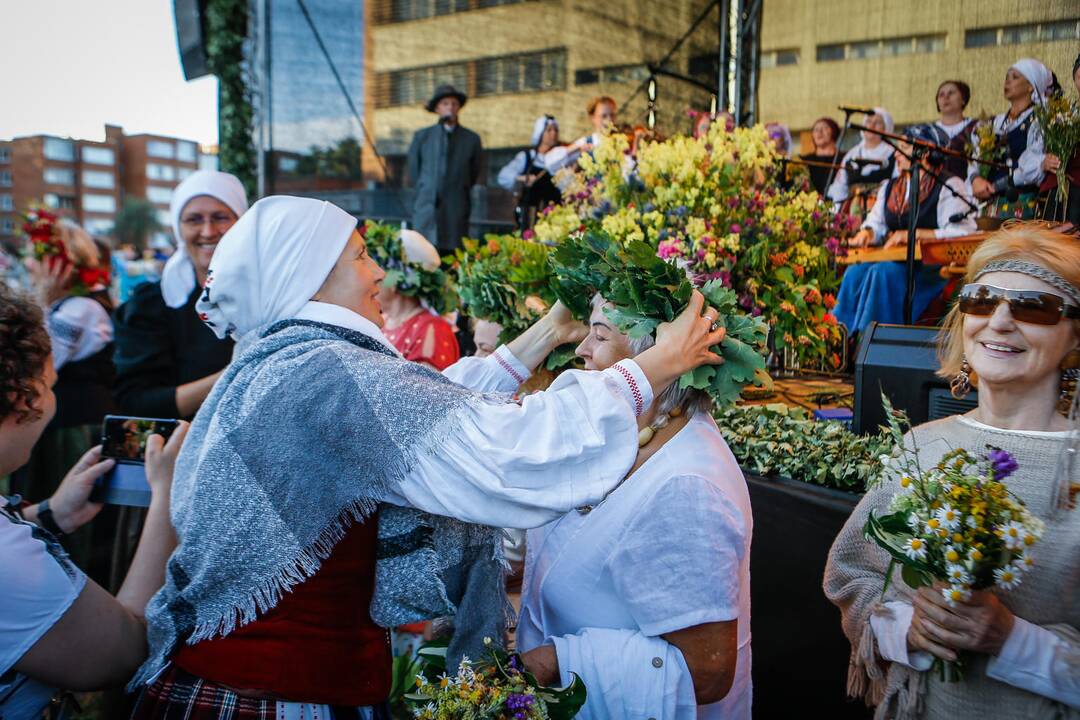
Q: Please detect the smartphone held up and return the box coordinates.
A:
[90,415,180,506]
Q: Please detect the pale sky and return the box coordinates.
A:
[0,0,218,146]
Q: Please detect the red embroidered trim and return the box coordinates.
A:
[494,349,526,385]
[614,362,644,416]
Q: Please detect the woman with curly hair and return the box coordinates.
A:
[0,287,185,719]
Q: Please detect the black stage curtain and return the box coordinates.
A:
[746,474,872,719]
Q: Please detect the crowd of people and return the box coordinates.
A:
[0,52,1078,720]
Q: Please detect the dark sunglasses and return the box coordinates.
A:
[958,283,1080,325]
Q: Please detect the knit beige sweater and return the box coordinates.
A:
[824,414,1080,720]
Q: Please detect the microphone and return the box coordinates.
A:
[838,105,876,115]
[948,206,977,224]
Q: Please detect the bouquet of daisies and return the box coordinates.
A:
[863,396,1044,681]
[404,638,586,720]
[1034,93,1080,203]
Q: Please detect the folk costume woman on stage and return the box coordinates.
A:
[826,226,1080,719]
[801,116,841,196]
[516,294,752,719]
[835,124,976,334]
[1042,53,1080,227]
[827,107,896,205]
[376,228,460,371]
[497,115,564,230]
[113,170,248,420]
[544,96,617,175]
[968,59,1050,220]
[934,80,978,180]
[129,196,726,718]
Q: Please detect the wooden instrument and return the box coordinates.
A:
[837,232,988,270]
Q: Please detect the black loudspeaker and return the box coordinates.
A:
[174,0,211,81]
[853,322,977,435]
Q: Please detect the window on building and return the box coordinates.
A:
[83,194,116,213]
[817,34,945,62]
[82,170,115,189]
[375,0,521,24]
[0,147,9,163]
[43,138,75,162]
[0,194,11,211]
[178,167,194,181]
[176,141,197,162]
[146,163,177,181]
[156,209,171,226]
[476,50,566,96]
[383,61,469,108]
[965,18,1079,48]
[571,62,647,87]
[147,140,175,159]
[279,156,299,173]
[0,171,10,187]
[43,167,75,186]
[0,218,14,235]
[81,146,115,165]
[759,48,800,69]
[146,185,174,204]
[84,218,115,236]
[43,193,76,210]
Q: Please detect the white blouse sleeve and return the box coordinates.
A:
[496,151,527,191]
[827,148,857,202]
[544,145,581,175]
[549,626,698,719]
[382,360,653,528]
[609,475,747,635]
[862,182,890,244]
[1013,120,1045,188]
[986,618,1080,709]
[934,177,978,239]
[47,297,113,370]
[442,345,530,394]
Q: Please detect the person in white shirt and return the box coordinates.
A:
[516,293,753,719]
[968,59,1050,217]
[543,95,617,176]
[827,107,896,205]
[0,287,184,719]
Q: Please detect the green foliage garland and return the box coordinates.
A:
[362,220,458,315]
[205,0,256,198]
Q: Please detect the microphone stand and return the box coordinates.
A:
[825,107,859,193]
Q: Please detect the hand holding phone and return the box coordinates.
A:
[92,415,181,506]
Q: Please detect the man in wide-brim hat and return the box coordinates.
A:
[407,84,483,253]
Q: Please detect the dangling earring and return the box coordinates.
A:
[951,355,972,399]
[1058,352,1080,416]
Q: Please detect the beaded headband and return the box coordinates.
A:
[974,259,1080,306]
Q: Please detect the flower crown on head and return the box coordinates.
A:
[361,220,458,315]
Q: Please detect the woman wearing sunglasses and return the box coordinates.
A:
[825,225,1080,719]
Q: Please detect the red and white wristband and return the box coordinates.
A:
[606,360,654,417]
[492,345,530,386]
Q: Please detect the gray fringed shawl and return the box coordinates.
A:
[824,416,1080,720]
[130,320,509,689]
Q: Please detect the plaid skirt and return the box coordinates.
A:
[130,666,390,720]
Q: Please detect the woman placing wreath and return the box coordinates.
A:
[825,225,1080,719]
[129,195,726,718]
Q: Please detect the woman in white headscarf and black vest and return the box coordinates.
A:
[827,106,896,206]
[968,58,1050,219]
[112,170,248,420]
[496,115,564,230]
[128,194,727,718]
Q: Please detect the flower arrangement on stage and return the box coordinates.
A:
[536,122,852,369]
[22,206,109,295]
[970,118,1008,181]
[1034,93,1080,203]
[550,227,769,407]
[404,639,586,720]
[863,397,1044,681]
[715,403,893,491]
[361,220,458,315]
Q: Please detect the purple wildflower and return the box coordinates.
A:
[730,223,741,234]
[988,447,1018,479]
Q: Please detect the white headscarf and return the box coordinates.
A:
[530,115,557,147]
[1011,58,1052,105]
[161,170,249,308]
[399,228,441,271]
[196,196,357,341]
[871,107,894,134]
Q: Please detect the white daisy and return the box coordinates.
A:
[907,513,922,530]
[994,565,1022,590]
[941,584,971,606]
[934,504,962,531]
[945,564,972,585]
[898,476,916,493]
[1015,553,1035,572]
[903,537,928,561]
[1000,521,1025,551]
